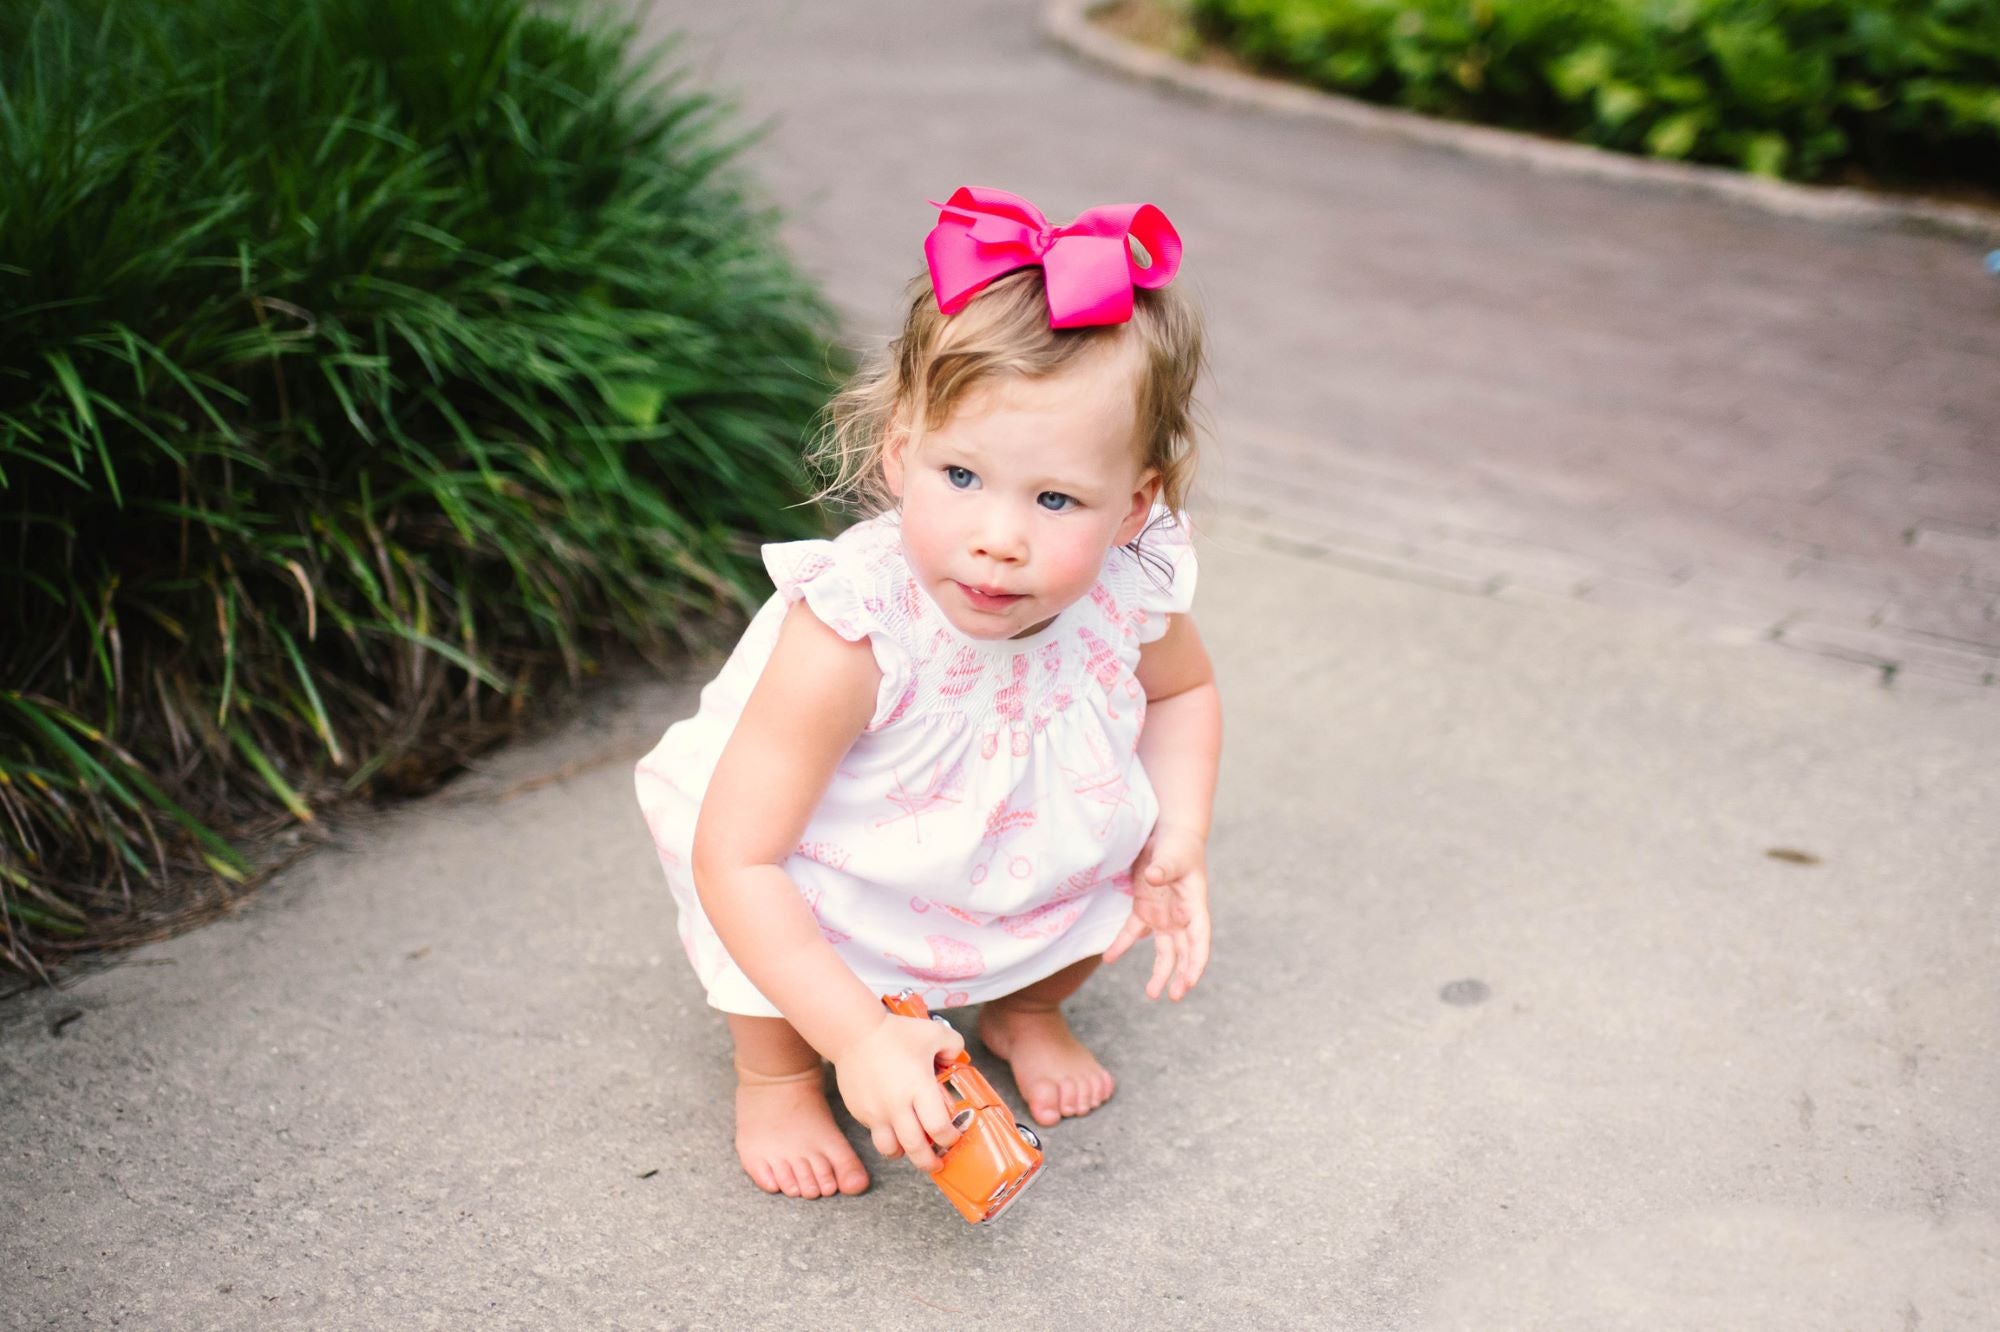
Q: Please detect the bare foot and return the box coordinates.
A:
[977,1002,1115,1128]
[734,1068,870,1198]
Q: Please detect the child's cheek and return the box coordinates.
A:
[899,490,951,582]
[1046,531,1105,604]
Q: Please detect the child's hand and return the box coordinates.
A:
[831,1013,965,1172]
[1104,829,1211,1001]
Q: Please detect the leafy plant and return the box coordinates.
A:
[0,0,842,975]
[1190,0,2000,183]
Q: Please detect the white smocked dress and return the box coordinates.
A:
[632,507,1197,1016]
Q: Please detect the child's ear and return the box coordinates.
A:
[1115,468,1163,545]
[882,410,911,500]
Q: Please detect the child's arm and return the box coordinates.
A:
[691,601,963,1170]
[1105,612,1221,1001]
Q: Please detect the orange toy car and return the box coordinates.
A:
[881,990,1045,1224]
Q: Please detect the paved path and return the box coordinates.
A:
[6,536,1997,1329]
[4,5,1998,1329]
[641,0,2000,689]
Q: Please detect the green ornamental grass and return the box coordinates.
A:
[1190,0,2000,183]
[0,0,843,975]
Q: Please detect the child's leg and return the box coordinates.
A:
[977,956,1117,1128]
[727,1014,870,1198]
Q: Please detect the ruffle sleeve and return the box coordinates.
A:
[761,533,915,731]
[1110,506,1198,644]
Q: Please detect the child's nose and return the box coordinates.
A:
[971,508,1027,563]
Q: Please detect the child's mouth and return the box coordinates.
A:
[954,582,1025,612]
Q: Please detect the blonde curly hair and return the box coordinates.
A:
[808,265,1207,522]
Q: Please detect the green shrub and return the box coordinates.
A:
[1190,0,2000,182]
[0,0,842,974]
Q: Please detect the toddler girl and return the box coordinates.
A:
[634,186,1222,1200]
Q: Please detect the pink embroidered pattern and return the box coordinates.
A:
[795,841,851,871]
[874,757,967,838]
[982,655,1035,759]
[910,896,997,926]
[969,795,1038,885]
[994,654,1030,723]
[982,796,1038,843]
[1059,725,1136,840]
[992,865,1124,939]
[796,880,852,945]
[1076,626,1121,686]
[1075,626,1128,719]
[1090,582,1124,626]
[996,894,1086,940]
[906,985,973,1009]
[886,934,987,983]
[782,551,836,586]
[938,645,986,699]
[872,680,918,731]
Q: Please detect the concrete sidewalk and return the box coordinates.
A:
[5,521,1997,1329]
[5,2,1999,1327]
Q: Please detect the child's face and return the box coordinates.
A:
[885,344,1160,642]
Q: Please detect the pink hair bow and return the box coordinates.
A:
[923,185,1183,329]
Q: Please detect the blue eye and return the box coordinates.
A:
[1037,491,1077,512]
[944,466,979,490]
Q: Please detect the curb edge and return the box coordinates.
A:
[1042,0,2000,246]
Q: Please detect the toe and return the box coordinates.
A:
[771,1159,804,1197]
[1059,1078,1080,1117]
[743,1157,780,1194]
[792,1157,824,1199]
[829,1142,870,1195]
[1029,1081,1061,1127]
[807,1154,840,1198]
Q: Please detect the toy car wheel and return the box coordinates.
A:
[1014,1123,1041,1151]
